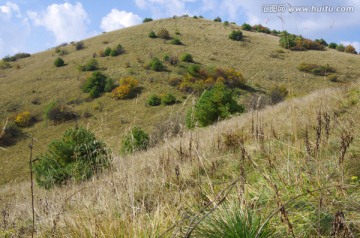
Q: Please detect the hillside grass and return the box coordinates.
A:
[1,80,359,237]
[1,17,360,185]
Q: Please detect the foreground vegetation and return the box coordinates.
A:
[1,81,359,237]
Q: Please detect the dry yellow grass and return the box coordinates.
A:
[1,80,359,237]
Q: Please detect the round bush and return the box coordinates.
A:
[121,127,150,154]
[82,72,114,98]
[148,94,162,106]
[33,127,111,189]
[214,17,222,22]
[44,101,75,122]
[148,31,157,38]
[104,47,112,56]
[162,93,176,105]
[149,57,164,71]
[15,111,32,127]
[181,53,193,62]
[143,18,153,23]
[229,30,243,41]
[242,23,252,31]
[171,38,182,45]
[186,83,244,128]
[54,57,65,67]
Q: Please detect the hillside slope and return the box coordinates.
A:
[1,80,359,237]
[1,17,360,187]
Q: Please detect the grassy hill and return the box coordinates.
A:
[0,17,360,237]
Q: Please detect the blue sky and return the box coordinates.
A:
[1,0,359,58]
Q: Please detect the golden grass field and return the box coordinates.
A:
[1,17,360,237]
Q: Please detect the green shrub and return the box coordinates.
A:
[252,24,271,34]
[242,23,252,31]
[33,127,111,189]
[229,30,243,41]
[148,31,157,38]
[170,38,182,45]
[328,43,337,49]
[279,31,297,49]
[188,64,201,77]
[149,57,164,71]
[181,53,193,62]
[157,28,170,39]
[82,71,114,98]
[75,41,84,50]
[223,21,229,26]
[78,59,99,71]
[186,83,244,128]
[2,52,31,62]
[44,101,76,122]
[297,63,336,76]
[315,38,328,46]
[143,18,153,23]
[54,57,65,67]
[121,127,149,154]
[269,86,288,104]
[193,203,274,238]
[214,16,222,22]
[104,47,112,56]
[148,94,161,106]
[162,93,176,105]
[336,44,345,52]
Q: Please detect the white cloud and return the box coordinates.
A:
[28,2,90,44]
[0,2,30,57]
[0,2,20,18]
[100,9,142,32]
[340,41,360,53]
[135,0,197,17]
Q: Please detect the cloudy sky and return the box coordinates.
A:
[1,0,359,58]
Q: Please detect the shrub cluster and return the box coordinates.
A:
[2,52,31,62]
[112,77,139,99]
[75,41,85,50]
[0,122,22,147]
[186,83,244,128]
[77,59,99,71]
[178,67,246,94]
[298,63,336,76]
[269,86,288,104]
[121,127,149,154]
[82,72,115,98]
[15,111,32,127]
[44,101,76,122]
[252,24,271,34]
[33,127,111,189]
[143,18,153,23]
[148,93,177,106]
[279,32,324,51]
